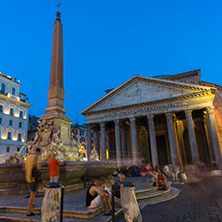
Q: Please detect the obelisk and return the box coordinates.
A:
[41,8,72,146]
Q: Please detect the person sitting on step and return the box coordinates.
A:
[157,167,168,190]
[86,177,112,215]
[101,176,122,207]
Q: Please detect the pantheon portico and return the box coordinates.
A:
[81,70,222,168]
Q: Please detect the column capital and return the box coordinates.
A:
[185,109,193,118]
[204,106,215,115]
[165,112,173,121]
[147,114,154,120]
[130,117,136,123]
[114,119,120,125]
[100,122,106,128]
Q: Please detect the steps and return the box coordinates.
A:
[0,182,179,222]
[106,182,179,222]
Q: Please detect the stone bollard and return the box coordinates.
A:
[41,182,63,222]
[120,182,142,222]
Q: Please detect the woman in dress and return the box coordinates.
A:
[157,167,168,190]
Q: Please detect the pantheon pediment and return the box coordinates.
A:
[81,75,215,114]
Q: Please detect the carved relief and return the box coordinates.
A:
[5,119,83,163]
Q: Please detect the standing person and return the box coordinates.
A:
[48,152,61,182]
[25,148,41,217]
[163,164,169,179]
[86,177,112,215]
[146,162,153,182]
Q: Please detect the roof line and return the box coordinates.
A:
[81,73,210,114]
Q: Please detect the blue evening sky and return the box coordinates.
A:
[1,1,222,124]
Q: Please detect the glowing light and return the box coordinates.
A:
[106,149,109,160]
[22,138,25,142]
[1,136,6,140]
[4,110,9,115]
[12,137,17,141]
[14,113,19,117]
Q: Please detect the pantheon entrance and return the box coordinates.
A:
[82,71,222,168]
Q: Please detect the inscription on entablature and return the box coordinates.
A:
[103,102,183,118]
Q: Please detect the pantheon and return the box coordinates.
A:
[81,70,222,168]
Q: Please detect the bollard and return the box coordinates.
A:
[119,182,142,222]
[60,185,64,222]
[111,184,116,222]
[41,182,63,222]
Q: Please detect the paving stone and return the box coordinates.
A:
[115,177,222,222]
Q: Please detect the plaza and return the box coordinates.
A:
[0,2,222,222]
[0,175,222,221]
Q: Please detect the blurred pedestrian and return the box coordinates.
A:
[24,148,41,217]
[146,162,153,181]
[48,152,62,182]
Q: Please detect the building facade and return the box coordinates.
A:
[71,124,88,149]
[81,70,222,168]
[0,72,31,161]
[27,115,39,142]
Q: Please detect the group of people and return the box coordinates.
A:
[24,148,189,217]
[24,148,126,217]
[24,148,63,217]
[86,174,124,215]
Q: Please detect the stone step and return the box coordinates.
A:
[137,187,171,203]
[135,181,171,197]
[0,211,41,222]
[0,184,179,222]
[106,186,180,222]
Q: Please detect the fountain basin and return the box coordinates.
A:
[0,161,117,195]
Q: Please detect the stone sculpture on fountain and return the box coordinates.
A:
[4,119,86,163]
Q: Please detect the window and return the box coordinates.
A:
[12,87,16,95]
[1,83,6,95]
[10,108,14,116]
[80,137,86,142]
[0,118,2,125]
[19,122,22,128]
[18,133,21,141]
[80,131,85,136]
[19,111,23,118]
[0,105,3,113]
[9,120,13,126]
[17,147,20,152]
[7,132,12,140]
[6,147,10,152]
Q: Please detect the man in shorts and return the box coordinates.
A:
[86,177,112,215]
[25,148,41,217]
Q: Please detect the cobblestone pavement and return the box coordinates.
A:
[116,177,222,222]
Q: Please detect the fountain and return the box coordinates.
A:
[0,10,116,195]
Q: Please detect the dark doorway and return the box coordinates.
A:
[156,135,168,166]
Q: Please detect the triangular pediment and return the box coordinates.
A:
[81,75,214,114]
